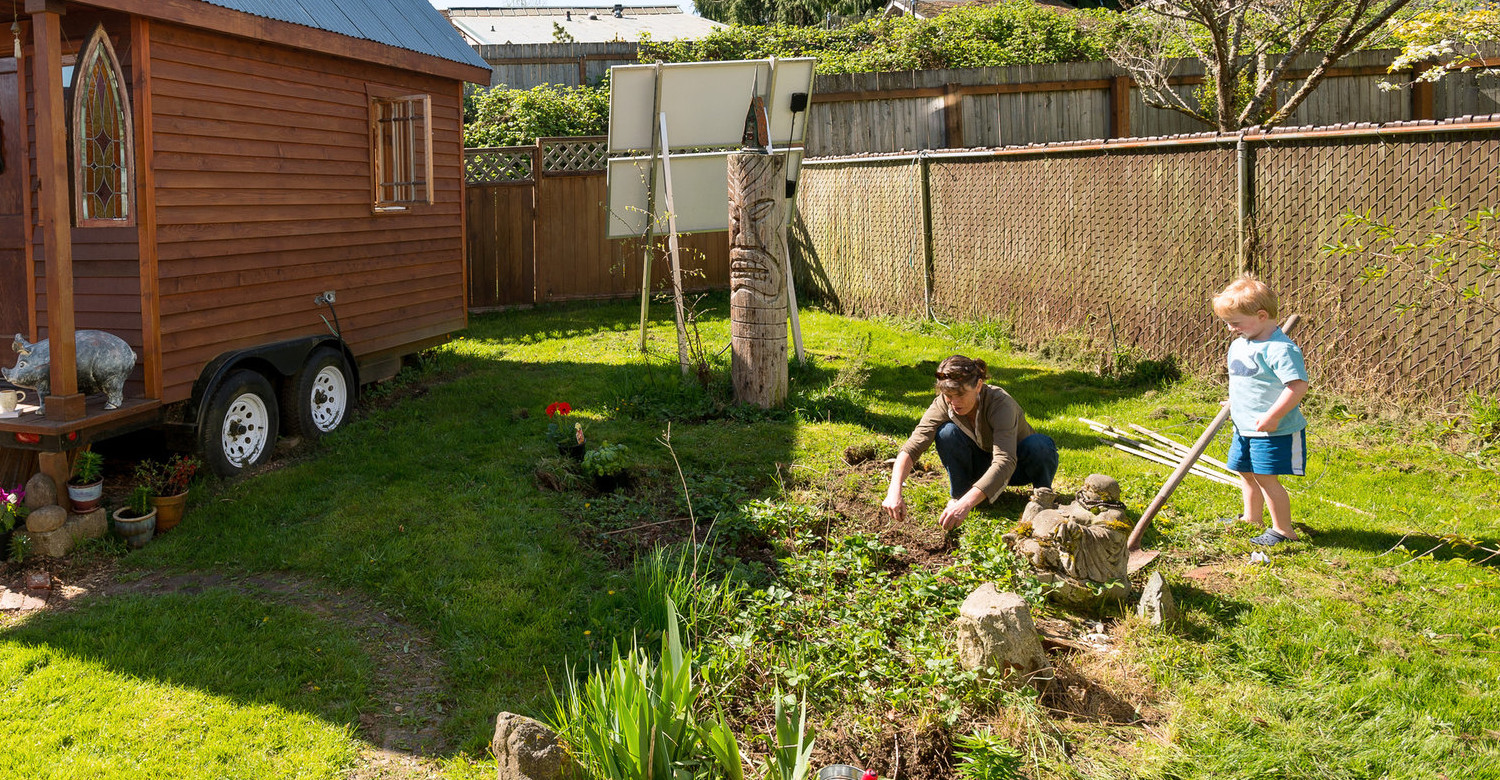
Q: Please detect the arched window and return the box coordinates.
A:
[71,25,134,226]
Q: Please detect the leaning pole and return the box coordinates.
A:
[727,151,788,408]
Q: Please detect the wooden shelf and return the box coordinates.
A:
[0,397,163,451]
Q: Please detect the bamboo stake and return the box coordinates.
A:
[1083,418,1236,478]
[1128,422,1236,474]
[1110,443,1240,486]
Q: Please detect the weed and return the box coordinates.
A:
[953,728,1022,780]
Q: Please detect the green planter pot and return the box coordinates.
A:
[112,507,156,549]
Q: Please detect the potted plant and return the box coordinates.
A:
[67,449,105,513]
[135,454,201,533]
[582,441,630,492]
[544,401,586,460]
[0,486,28,562]
[112,484,156,549]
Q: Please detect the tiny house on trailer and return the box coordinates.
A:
[0,0,490,484]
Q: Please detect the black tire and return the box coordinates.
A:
[198,369,280,478]
[281,347,353,440]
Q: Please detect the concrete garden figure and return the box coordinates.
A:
[1005,474,1132,608]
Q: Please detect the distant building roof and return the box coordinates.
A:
[882,0,1074,18]
[445,6,721,45]
[198,0,490,69]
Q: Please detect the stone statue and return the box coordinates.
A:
[3,330,137,409]
[728,151,788,408]
[1004,474,1132,608]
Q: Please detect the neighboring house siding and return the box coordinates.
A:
[148,21,466,402]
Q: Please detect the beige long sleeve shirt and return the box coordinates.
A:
[899,384,1034,502]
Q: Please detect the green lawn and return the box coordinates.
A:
[1,297,1497,779]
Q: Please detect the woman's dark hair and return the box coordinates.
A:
[935,355,988,392]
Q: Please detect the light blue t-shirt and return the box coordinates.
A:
[1227,328,1308,437]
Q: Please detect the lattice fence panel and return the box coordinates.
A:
[465,147,534,184]
[927,149,1239,374]
[1256,131,1500,400]
[541,137,609,172]
[791,159,927,318]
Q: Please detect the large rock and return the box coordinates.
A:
[492,712,573,780]
[1138,571,1179,627]
[66,508,108,541]
[23,526,75,557]
[25,504,65,533]
[24,472,57,509]
[953,584,1051,686]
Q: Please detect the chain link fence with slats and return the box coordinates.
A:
[792,121,1500,403]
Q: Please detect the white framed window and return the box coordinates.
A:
[369,91,433,211]
[71,25,134,226]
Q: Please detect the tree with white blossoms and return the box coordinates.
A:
[1108,0,1418,132]
[1385,1,1499,88]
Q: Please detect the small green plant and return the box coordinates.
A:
[120,485,154,519]
[70,450,104,485]
[582,442,629,479]
[9,529,32,563]
[1467,392,1500,445]
[954,728,1023,780]
[762,691,815,780]
[0,485,27,534]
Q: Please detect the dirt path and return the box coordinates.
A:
[2,561,457,779]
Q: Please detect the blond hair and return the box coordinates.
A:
[1213,274,1278,318]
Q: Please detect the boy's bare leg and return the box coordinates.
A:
[1250,473,1297,539]
[1239,472,1264,525]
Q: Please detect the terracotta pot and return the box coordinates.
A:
[150,492,189,533]
[67,479,104,513]
[111,506,156,549]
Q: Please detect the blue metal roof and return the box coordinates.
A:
[200,0,491,71]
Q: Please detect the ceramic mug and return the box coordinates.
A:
[0,389,27,414]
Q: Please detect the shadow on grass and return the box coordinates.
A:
[1312,525,1500,571]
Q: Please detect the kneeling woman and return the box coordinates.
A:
[882,355,1058,530]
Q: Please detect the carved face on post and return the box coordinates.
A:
[728,158,786,305]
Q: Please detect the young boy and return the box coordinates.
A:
[1212,275,1309,546]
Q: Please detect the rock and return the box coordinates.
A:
[66,508,108,541]
[24,526,75,557]
[1138,571,1178,627]
[492,712,573,780]
[953,584,1051,686]
[25,505,65,533]
[1039,571,1131,611]
[24,571,49,590]
[24,473,57,509]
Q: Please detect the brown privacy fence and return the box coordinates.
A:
[465,137,729,309]
[792,116,1500,402]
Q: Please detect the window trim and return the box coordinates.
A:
[367,86,434,213]
[70,24,135,228]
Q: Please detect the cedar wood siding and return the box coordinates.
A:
[24,10,147,395]
[148,21,466,404]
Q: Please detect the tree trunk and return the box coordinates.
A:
[728,152,788,409]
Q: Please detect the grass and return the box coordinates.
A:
[1,294,1498,779]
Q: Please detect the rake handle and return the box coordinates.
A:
[1124,314,1301,552]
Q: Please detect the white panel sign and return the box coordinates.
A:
[608,58,816,153]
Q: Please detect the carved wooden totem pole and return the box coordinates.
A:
[728,151,788,408]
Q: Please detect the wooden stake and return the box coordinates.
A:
[637,62,664,352]
[657,114,690,376]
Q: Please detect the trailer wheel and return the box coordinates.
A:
[283,347,352,440]
[199,369,280,477]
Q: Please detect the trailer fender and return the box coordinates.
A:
[187,337,357,428]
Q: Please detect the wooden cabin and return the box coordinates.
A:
[0,0,490,485]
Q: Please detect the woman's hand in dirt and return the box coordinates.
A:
[882,489,906,522]
[939,499,969,531]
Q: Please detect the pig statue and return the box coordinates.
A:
[4,331,137,409]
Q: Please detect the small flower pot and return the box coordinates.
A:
[67,479,104,513]
[150,492,189,533]
[112,507,157,549]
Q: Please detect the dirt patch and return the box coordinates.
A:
[2,557,450,776]
[816,720,953,780]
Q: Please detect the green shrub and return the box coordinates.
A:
[954,729,1023,780]
[582,442,631,479]
[464,82,609,148]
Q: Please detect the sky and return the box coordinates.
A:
[428,0,700,16]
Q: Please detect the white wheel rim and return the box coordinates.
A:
[309,365,348,432]
[220,391,270,468]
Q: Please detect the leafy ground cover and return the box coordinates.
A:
[1,296,1498,779]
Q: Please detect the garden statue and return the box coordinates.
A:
[727,149,788,408]
[1004,474,1132,607]
[3,330,137,409]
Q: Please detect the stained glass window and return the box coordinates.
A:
[72,26,133,225]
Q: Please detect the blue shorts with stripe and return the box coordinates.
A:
[1226,429,1306,476]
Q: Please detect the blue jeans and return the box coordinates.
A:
[935,422,1057,499]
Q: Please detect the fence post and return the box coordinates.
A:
[1109,75,1131,138]
[1411,64,1435,121]
[943,83,964,149]
[1236,135,1257,275]
[919,152,935,317]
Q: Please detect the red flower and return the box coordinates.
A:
[545,401,572,417]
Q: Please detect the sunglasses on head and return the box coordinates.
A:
[935,369,972,380]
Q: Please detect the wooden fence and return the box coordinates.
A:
[465,137,730,309]
[792,116,1500,404]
